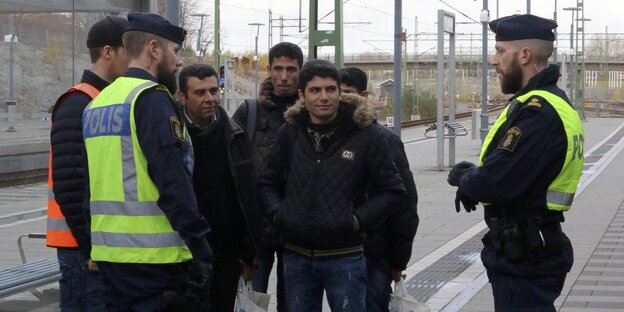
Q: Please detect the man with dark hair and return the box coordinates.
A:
[448,14,584,311]
[259,59,405,311]
[82,13,213,311]
[339,67,420,312]
[177,63,260,311]
[48,16,128,311]
[232,41,304,310]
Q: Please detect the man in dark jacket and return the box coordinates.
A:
[178,63,260,311]
[49,16,128,311]
[340,67,419,312]
[259,59,405,311]
[232,41,303,310]
[448,15,583,311]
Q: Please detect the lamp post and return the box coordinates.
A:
[248,23,265,99]
[553,0,557,63]
[479,1,489,142]
[191,13,210,63]
[6,14,16,132]
[563,7,580,102]
[562,7,580,50]
[577,17,590,120]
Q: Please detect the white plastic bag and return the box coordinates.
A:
[389,278,431,312]
[234,276,270,312]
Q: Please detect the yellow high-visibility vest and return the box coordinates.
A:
[83,77,193,263]
[480,90,584,211]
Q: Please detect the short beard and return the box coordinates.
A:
[157,61,178,94]
[501,58,523,94]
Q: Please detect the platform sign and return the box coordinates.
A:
[386,116,394,128]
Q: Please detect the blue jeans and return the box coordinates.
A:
[366,257,393,312]
[252,246,286,311]
[283,251,367,312]
[57,248,106,312]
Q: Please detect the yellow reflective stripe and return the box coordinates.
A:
[90,201,163,216]
[122,81,157,202]
[547,189,575,207]
[91,231,185,248]
[90,246,192,264]
[47,218,70,231]
[91,215,176,234]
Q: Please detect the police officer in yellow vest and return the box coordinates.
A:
[82,12,213,311]
[447,14,584,311]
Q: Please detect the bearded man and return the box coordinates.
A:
[447,14,584,312]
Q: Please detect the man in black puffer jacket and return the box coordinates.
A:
[340,67,419,312]
[259,59,405,312]
[233,42,303,311]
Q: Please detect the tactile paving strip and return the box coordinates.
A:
[405,228,488,302]
[563,202,624,310]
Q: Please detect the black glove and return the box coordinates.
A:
[455,189,478,213]
[447,161,477,186]
[186,260,213,312]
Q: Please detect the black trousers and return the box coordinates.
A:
[97,261,189,312]
[487,269,566,312]
[210,254,243,312]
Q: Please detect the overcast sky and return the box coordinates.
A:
[198,0,623,57]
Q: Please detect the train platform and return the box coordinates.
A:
[0,117,622,311]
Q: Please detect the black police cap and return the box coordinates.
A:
[489,14,557,42]
[125,12,187,45]
[86,16,128,48]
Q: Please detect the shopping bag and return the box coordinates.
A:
[234,276,270,312]
[389,278,431,312]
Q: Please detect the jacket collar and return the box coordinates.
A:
[81,69,110,91]
[511,64,560,101]
[284,93,375,130]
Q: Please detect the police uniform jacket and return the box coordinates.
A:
[258,94,405,251]
[83,68,213,262]
[459,65,574,276]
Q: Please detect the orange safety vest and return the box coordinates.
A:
[47,83,99,248]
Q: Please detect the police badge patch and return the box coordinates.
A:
[169,115,184,143]
[527,97,542,108]
[498,127,522,152]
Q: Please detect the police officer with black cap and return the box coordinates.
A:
[49,15,128,312]
[447,14,584,311]
[82,12,213,311]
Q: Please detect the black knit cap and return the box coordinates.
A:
[86,16,128,48]
[489,14,557,42]
[125,12,187,45]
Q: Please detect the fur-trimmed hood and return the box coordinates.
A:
[283,93,375,129]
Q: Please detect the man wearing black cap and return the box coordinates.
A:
[82,12,213,311]
[49,15,128,311]
[447,14,584,311]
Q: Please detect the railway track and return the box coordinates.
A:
[401,103,506,128]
